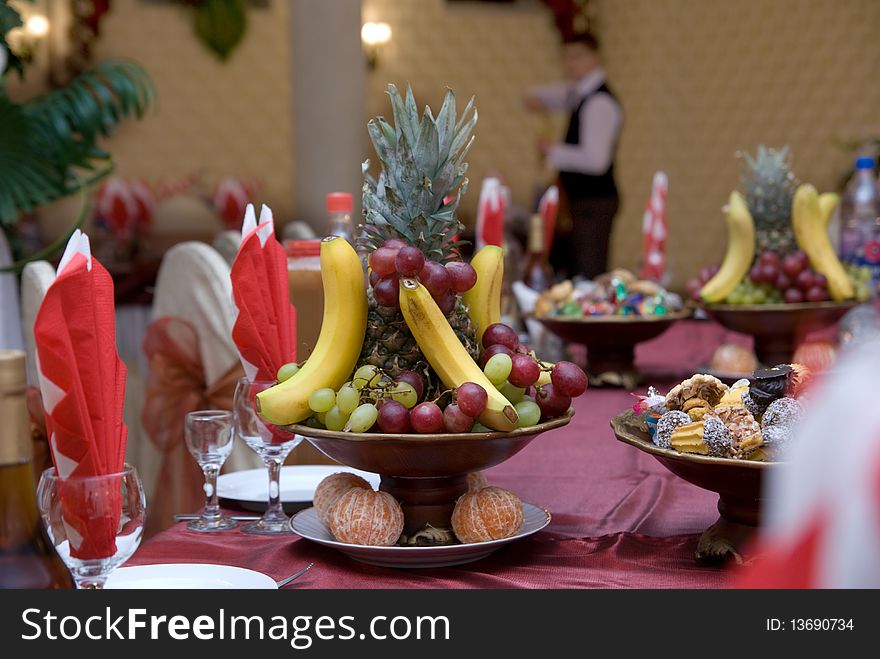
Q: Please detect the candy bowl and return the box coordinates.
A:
[610,409,780,564]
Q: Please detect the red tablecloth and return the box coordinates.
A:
[133,320,751,588]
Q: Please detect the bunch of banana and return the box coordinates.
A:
[792,184,854,301]
[462,245,503,342]
[399,278,518,431]
[700,191,756,304]
[257,237,367,425]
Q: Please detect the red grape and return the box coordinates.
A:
[396,246,425,278]
[699,266,717,283]
[370,247,398,277]
[775,272,792,292]
[443,404,474,433]
[536,383,572,420]
[686,278,703,301]
[805,286,828,302]
[482,323,520,351]
[782,254,804,278]
[759,263,778,284]
[794,250,810,270]
[395,370,424,402]
[795,270,814,292]
[419,260,452,297]
[508,354,541,388]
[759,251,779,267]
[436,289,456,315]
[480,343,514,367]
[446,261,478,292]
[813,272,828,290]
[377,399,411,433]
[410,402,444,433]
[383,238,408,252]
[369,269,379,288]
[457,382,488,418]
[749,264,763,283]
[784,287,804,304]
[550,361,588,397]
[373,276,400,307]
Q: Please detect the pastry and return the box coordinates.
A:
[670,420,710,455]
[742,390,768,420]
[655,410,690,449]
[702,416,734,458]
[714,405,762,453]
[787,363,812,397]
[717,380,748,407]
[748,364,793,404]
[709,344,759,375]
[683,397,714,421]
[761,424,793,451]
[762,397,803,428]
[665,374,729,410]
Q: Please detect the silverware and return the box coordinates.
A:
[276,563,314,588]
[173,513,261,522]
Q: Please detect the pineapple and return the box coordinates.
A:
[742,145,798,256]
[358,84,480,392]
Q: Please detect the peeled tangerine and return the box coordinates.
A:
[314,472,372,523]
[327,488,404,546]
[451,486,523,544]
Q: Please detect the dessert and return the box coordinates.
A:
[702,417,735,458]
[762,397,802,428]
[326,488,405,547]
[665,374,728,410]
[313,472,372,523]
[713,405,762,457]
[655,410,690,449]
[451,486,524,544]
[669,420,711,455]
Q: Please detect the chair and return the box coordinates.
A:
[141,241,260,535]
[0,230,24,350]
[212,230,242,267]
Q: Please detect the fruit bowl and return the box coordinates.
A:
[538,310,691,388]
[611,409,779,564]
[288,411,572,536]
[701,301,856,365]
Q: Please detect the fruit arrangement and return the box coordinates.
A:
[535,268,683,319]
[256,85,585,435]
[634,364,810,462]
[689,146,869,305]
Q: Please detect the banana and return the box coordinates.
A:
[819,192,840,230]
[462,245,503,343]
[399,278,518,431]
[700,191,756,304]
[537,360,554,386]
[792,184,853,301]
[256,237,367,425]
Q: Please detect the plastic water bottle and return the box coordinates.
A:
[839,157,880,286]
[326,192,354,242]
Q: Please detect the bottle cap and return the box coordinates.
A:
[855,156,876,169]
[326,192,353,213]
[286,240,321,258]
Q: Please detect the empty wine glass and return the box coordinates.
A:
[233,377,303,534]
[184,410,236,532]
[37,464,146,589]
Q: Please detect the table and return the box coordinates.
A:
[133,320,752,588]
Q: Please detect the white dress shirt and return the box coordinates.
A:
[530,68,622,176]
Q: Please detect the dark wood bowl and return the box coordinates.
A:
[538,310,692,387]
[702,301,855,365]
[611,410,781,564]
[289,412,572,535]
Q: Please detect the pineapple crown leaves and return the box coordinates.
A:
[360,84,477,262]
[740,144,798,225]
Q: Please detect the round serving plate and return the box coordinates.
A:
[286,412,572,536]
[702,301,855,365]
[290,503,550,569]
[106,564,277,589]
[538,310,691,388]
[610,409,782,564]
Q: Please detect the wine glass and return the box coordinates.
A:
[184,410,237,532]
[37,464,145,589]
[233,377,303,534]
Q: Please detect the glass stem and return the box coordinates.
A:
[203,465,221,520]
[265,458,284,520]
[73,574,107,589]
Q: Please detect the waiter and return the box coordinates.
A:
[525,32,623,279]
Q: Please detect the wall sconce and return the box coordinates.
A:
[6,13,50,62]
[361,21,391,70]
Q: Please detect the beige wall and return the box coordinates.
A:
[599,0,880,286]
[91,0,296,220]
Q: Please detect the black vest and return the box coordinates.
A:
[558,82,620,199]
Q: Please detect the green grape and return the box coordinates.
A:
[726,291,742,305]
[860,266,872,282]
[336,385,360,415]
[521,395,535,404]
[325,405,349,431]
[387,381,418,409]
[515,400,541,428]
[353,365,380,390]
[484,353,513,385]
[742,293,756,305]
[856,283,871,302]
[498,380,525,404]
[753,288,767,304]
[471,422,492,433]
[276,362,299,382]
[308,387,336,413]
[349,403,378,433]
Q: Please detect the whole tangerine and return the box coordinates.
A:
[327,488,404,546]
[451,486,524,544]
[314,472,372,523]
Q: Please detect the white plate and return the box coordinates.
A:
[105,564,277,589]
[218,465,380,512]
[290,503,550,569]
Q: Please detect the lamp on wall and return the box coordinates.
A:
[6,13,50,62]
[361,21,392,70]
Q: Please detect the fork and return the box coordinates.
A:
[276,562,314,588]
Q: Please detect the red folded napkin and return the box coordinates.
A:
[34,230,127,560]
[231,203,297,382]
[538,185,559,254]
[475,177,505,250]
